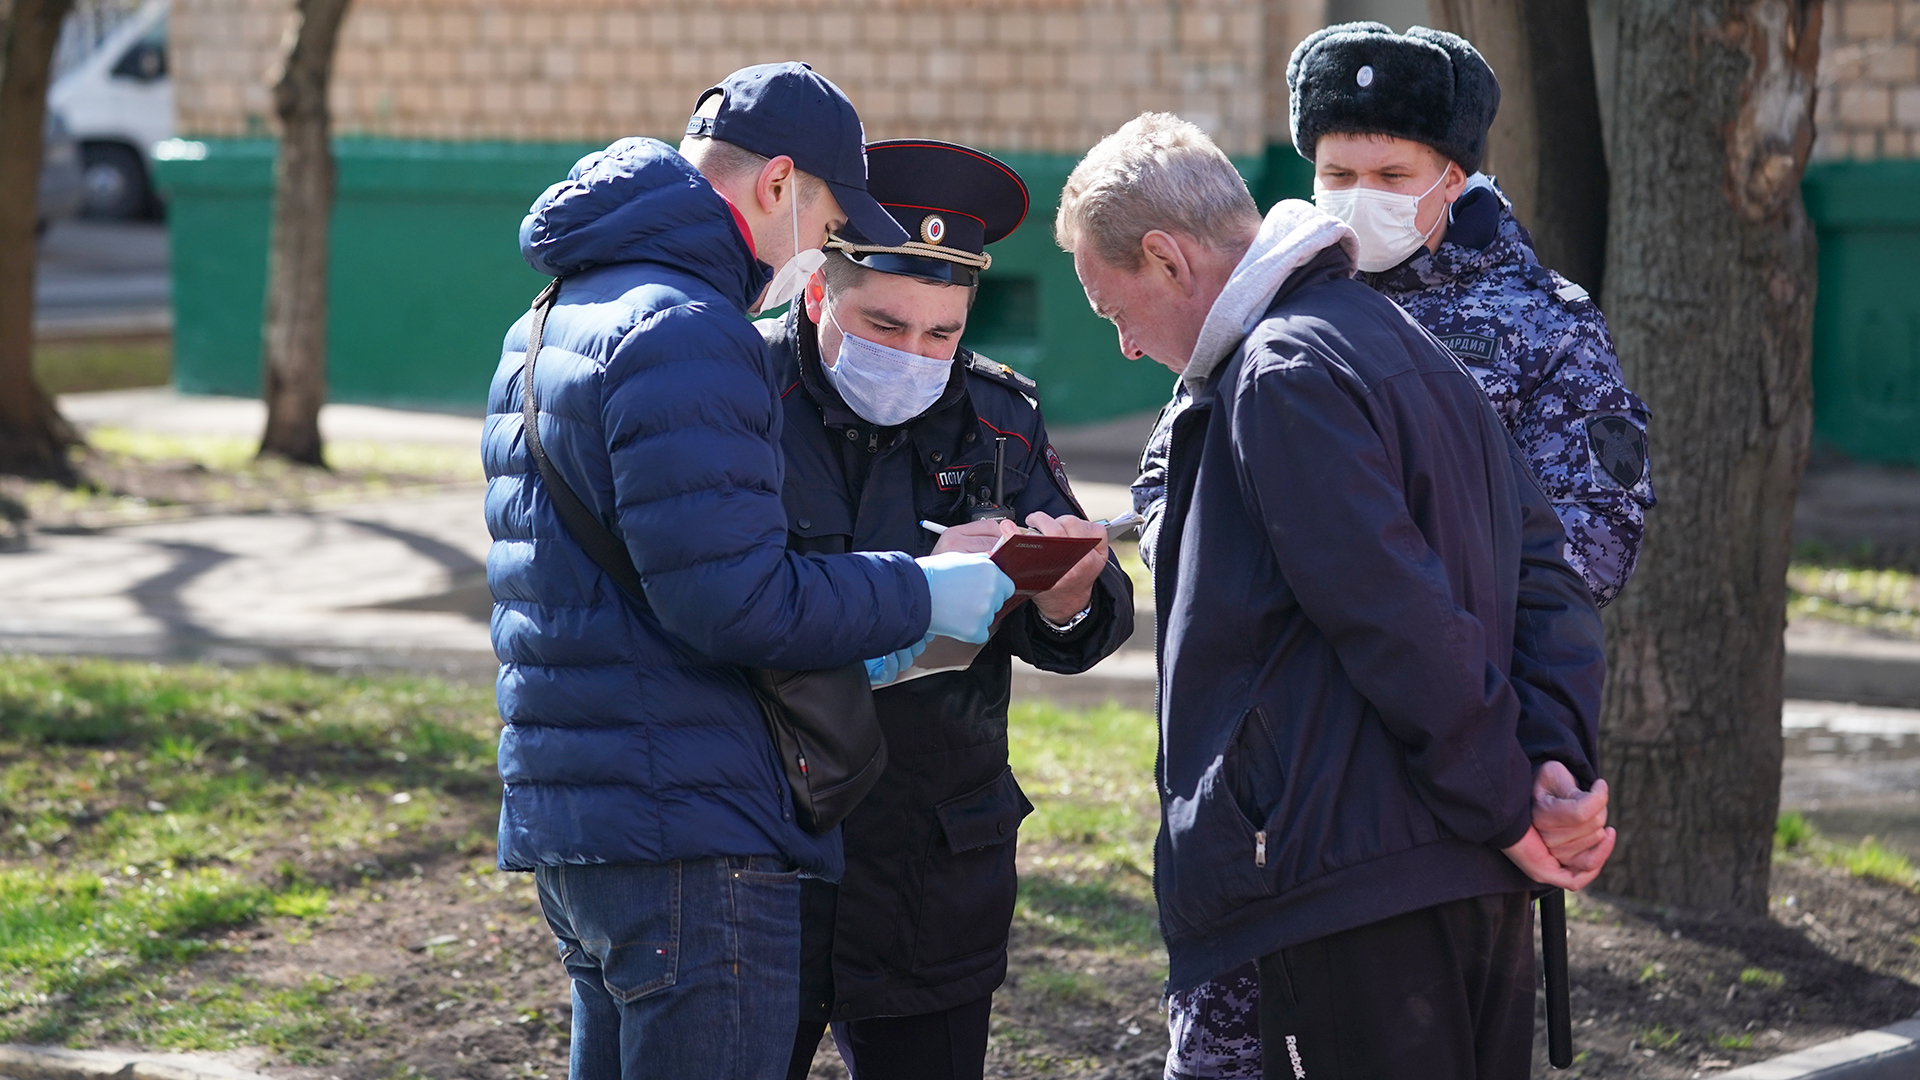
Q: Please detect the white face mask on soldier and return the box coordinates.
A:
[1314,171,1449,273]
[820,303,955,427]
[758,190,826,313]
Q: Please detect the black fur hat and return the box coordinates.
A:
[1286,22,1501,174]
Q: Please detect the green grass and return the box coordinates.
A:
[0,659,1169,1059]
[84,427,484,483]
[1787,555,1920,638]
[34,339,171,395]
[1007,701,1157,869]
[1739,966,1785,989]
[1775,812,1919,890]
[1006,700,1164,959]
[1114,542,1150,600]
[1717,1032,1755,1050]
[1776,811,1814,851]
[1636,1023,1683,1050]
[1830,838,1918,889]
[0,655,498,1049]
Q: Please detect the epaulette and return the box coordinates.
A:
[965,351,1039,397]
[1523,263,1593,307]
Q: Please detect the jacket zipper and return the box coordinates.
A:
[1255,830,1266,867]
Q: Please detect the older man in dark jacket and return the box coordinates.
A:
[484,66,1012,1080]
[1058,112,1610,1079]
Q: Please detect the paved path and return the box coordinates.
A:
[9,390,1139,685]
[15,390,1920,715]
[0,488,497,678]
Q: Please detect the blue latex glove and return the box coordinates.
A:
[915,552,1016,645]
[865,633,934,687]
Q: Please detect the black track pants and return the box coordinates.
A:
[786,994,992,1080]
[1255,892,1535,1080]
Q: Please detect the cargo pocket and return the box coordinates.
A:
[911,767,1034,973]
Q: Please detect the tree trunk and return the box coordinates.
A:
[0,0,80,483]
[1427,0,1612,294]
[1597,0,1820,915]
[256,0,350,467]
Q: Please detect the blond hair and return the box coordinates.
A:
[1055,113,1261,268]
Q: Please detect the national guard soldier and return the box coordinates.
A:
[1130,24,1644,1080]
[765,140,1135,1080]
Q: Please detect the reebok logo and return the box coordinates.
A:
[1285,1034,1306,1078]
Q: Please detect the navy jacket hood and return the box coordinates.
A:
[519,137,771,310]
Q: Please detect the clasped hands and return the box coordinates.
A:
[1500,760,1616,891]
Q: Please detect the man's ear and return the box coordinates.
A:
[803,273,827,323]
[1140,230,1195,296]
[755,155,797,215]
[1441,159,1470,205]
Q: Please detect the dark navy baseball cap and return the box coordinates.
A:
[686,62,911,248]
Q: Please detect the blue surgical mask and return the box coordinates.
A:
[820,304,955,427]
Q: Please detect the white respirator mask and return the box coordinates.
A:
[820,303,955,427]
[1314,171,1449,273]
[757,188,827,313]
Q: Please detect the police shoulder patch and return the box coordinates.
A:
[967,351,1038,396]
[1586,415,1648,489]
[1043,443,1087,518]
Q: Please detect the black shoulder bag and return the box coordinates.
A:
[518,280,887,834]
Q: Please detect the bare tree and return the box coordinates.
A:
[0,0,80,483]
[1597,0,1821,914]
[1427,0,1612,293]
[256,0,351,466]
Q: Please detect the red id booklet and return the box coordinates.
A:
[988,532,1102,612]
[902,531,1102,681]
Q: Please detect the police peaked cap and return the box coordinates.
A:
[828,139,1029,287]
[1287,22,1501,175]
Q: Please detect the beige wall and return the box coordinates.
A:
[173,0,1917,163]
[173,0,1332,157]
[1813,0,1920,159]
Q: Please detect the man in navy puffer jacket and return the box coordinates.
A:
[483,64,1012,1080]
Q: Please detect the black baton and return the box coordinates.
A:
[1541,890,1572,1068]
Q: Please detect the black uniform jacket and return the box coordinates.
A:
[760,308,1134,1020]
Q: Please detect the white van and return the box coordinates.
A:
[48,0,171,219]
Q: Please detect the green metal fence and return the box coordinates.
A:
[1802,159,1920,467]
[157,137,1318,424]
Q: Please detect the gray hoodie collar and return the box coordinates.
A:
[1181,201,1357,392]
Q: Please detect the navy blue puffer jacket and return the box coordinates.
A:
[484,138,932,878]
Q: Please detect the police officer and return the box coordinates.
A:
[768,140,1135,1080]
[1133,24,1646,1079]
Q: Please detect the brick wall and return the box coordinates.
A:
[173,0,1330,158]
[1814,0,1920,159]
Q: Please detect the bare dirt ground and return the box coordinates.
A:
[14,831,1905,1080]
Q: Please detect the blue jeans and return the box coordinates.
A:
[536,856,802,1080]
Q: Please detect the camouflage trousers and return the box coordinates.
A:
[1163,961,1261,1079]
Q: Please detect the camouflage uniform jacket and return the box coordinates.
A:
[1134,184,1655,606]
